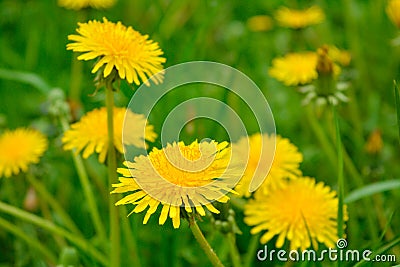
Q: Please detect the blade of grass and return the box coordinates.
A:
[353,236,400,267]
[0,201,107,265]
[345,180,400,203]
[333,107,345,241]
[26,173,83,236]
[0,68,51,94]
[0,216,57,265]
[243,233,260,267]
[378,210,395,242]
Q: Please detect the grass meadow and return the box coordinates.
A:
[0,0,399,266]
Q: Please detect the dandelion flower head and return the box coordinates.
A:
[269,52,318,86]
[232,133,302,197]
[112,140,240,228]
[244,177,347,251]
[62,107,156,163]
[247,15,273,32]
[387,0,400,28]
[275,6,325,29]
[0,128,48,178]
[269,46,346,87]
[58,0,116,10]
[67,18,166,85]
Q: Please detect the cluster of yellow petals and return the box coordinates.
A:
[232,133,303,197]
[62,107,156,163]
[246,15,273,32]
[112,140,240,228]
[58,0,116,10]
[67,18,166,85]
[0,128,48,178]
[245,177,346,251]
[269,52,319,86]
[275,6,325,29]
[269,45,350,86]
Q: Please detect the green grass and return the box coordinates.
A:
[0,0,399,266]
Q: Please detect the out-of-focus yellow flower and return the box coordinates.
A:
[269,52,318,86]
[275,6,325,29]
[0,128,48,178]
[58,0,116,10]
[232,133,302,197]
[245,177,347,251]
[112,140,239,228]
[247,15,273,32]
[387,0,400,28]
[269,45,349,87]
[327,45,351,67]
[62,107,156,163]
[67,18,166,86]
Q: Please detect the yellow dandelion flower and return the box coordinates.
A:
[269,52,318,86]
[67,18,166,85]
[0,128,48,178]
[275,6,325,29]
[327,45,351,67]
[62,107,156,163]
[269,46,346,87]
[244,177,347,251]
[232,133,302,197]
[387,0,400,28]
[246,15,273,32]
[58,0,116,10]
[112,140,239,229]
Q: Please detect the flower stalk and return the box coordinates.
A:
[189,214,225,267]
[60,117,106,241]
[227,232,242,267]
[105,80,121,267]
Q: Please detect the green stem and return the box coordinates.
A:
[0,216,57,264]
[227,233,242,267]
[105,84,120,267]
[26,173,82,236]
[333,107,344,241]
[243,233,261,267]
[306,106,379,241]
[120,207,141,267]
[60,117,106,241]
[0,201,107,265]
[189,215,225,267]
[306,105,337,168]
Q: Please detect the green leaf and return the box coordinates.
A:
[345,180,400,203]
[0,68,51,94]
[353,236,400,267]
